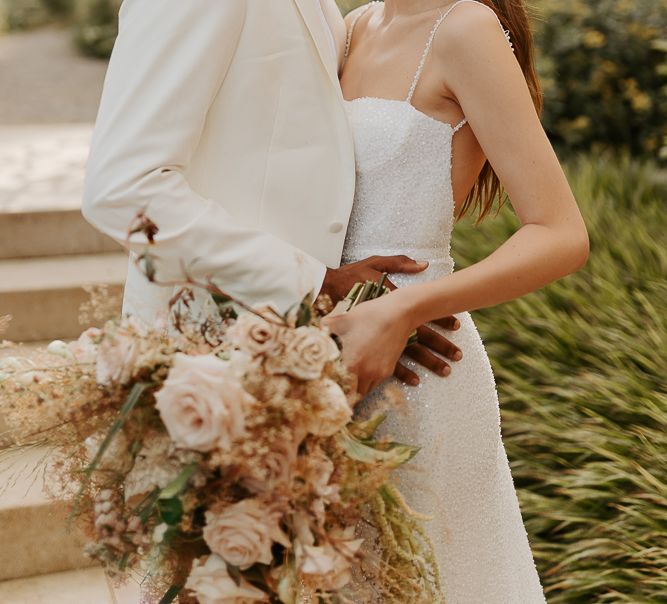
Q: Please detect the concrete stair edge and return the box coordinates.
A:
[0,208,122,260]
[0,252,127,342]
[0,446,95,582]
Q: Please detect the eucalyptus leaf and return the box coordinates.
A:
[276,564,298,604]
[157,497,183,526]
[212,293,238,320]
[295,291,314,327]
[348,412,387,440]
[159,463,198,499]
[158,584,182,604]
[134,487,161,524]
[337,429,420,467]
[226,562,243,587]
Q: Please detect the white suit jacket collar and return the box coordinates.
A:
[292,0,340,88]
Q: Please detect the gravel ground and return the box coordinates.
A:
[0,27,107,212]
[0,26,107,124]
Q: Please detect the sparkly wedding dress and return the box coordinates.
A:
[341,2,546,602]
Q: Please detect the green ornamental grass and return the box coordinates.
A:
[452,154,667,603]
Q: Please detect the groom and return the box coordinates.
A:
[82,0,460,390]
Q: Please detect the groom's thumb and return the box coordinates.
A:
[370,255,429,274]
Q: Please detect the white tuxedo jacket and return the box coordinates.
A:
[82,0,355,322]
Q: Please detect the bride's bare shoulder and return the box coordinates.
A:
[432,1,514,59]
[343,2,377,29]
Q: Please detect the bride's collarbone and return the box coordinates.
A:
[342,24,465,125]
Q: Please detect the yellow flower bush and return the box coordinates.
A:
[534,0,667,159]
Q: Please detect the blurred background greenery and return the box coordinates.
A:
[1,0,665,160]
[0,0,665,601]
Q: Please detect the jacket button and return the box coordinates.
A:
[329,221,343,234]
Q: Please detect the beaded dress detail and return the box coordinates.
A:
[341,2,546,601]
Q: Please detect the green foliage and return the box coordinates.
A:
[337,0,367,15]
[534,0,667,160]
[70,0,118,58]
[0,0,63,30]
[452,155,667,602]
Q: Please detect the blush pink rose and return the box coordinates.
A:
[283,327,340,381]
[155,353,254,452]
[203,499,289,570]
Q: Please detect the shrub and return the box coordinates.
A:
[337,0,366,15]
[0,0,61,30]
[452,155,667,602]
[70,0,118,58]
[533,0,667,160]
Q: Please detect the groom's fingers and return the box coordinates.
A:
[433,315,461,331]
[394,362,420,387]
[405,344,451,377]
[367,255,428,275]
[417,325,463,362]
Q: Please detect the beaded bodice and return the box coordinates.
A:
[341,97,459,275]
[341,0,515,279]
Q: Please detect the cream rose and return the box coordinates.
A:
[203,499,289,569]
[283,327,340,381]
[95,328,139,386]
[185,555,268,604]
[228,312,286,358]
[305,378,353,436]
[155,353,254,452]
[297,530,364,591]
[67,327,102,364]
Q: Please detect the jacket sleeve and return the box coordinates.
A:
[82,0,327,313]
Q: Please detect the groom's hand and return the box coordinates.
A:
[320,255,426,304]
[320,255,463,385]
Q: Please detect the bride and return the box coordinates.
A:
[326,0,589,601]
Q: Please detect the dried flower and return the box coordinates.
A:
[185,555,269,603]
[297,529,364,591]
[304,378,353,436]
[152,523,169,544]
[282,326,340,380]
[240,431,301,494]
[96,328,139,385]
[68,327,102,364]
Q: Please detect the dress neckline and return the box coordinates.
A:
[344,97,461,134]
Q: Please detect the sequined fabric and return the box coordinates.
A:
[341,95,546,602]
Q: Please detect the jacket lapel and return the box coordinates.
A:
[292,0,340,89]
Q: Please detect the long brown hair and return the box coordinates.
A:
[458,0,543,222]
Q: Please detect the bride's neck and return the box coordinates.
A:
[381,0,452,19]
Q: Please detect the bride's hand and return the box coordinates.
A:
[324,292,458,396]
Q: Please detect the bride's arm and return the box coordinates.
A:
[82,0,327,313]
[395,5,589,326]
[327,4,588,394]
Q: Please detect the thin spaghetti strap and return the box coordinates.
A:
[406,0,515,103]
[344,1,380,61]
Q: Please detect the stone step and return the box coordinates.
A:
[0,446,95,582]
[0,567,117,604]
[0,252,127,342]
[0,445,144,601]
[0,208,121,259]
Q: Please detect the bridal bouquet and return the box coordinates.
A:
[0,296,441,603]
